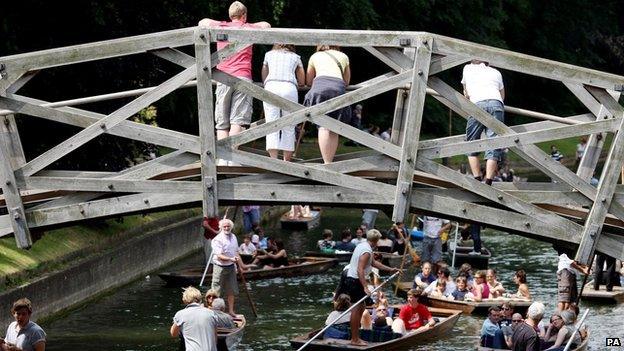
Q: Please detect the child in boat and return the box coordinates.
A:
[451,276,470,301]
[392,288,435,334]
[429,280,451,299]
[413,262,436,289]
[512,269,531,300]
[239,234,257,255]
[458,263,475,289]
[318,229,336,252]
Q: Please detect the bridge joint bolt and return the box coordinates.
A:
[304,170,310,176]
[107,184,114,190]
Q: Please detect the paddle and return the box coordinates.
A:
[393,226,413,296]
[297,271,401,351]
[237,259,258,318]
[450,222,459,268]
[563,308,589,351]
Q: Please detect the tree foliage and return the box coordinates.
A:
[1,0,622,169]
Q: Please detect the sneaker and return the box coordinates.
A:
[468,250,480,255]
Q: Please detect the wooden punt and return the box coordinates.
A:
[476,330,589,351]
[217,315,246,351]
[393,281,532,315]
[280,210,322,230]
[304,251,406,267]
[448,246,492,269]
[581,282,624,303]
[290,307,461,351]
[158,257,337,287]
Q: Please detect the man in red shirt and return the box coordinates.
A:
[392,288,436,334]
[198,2,271,162]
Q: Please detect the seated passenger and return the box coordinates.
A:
[544,310,581,350]
[457,263,475,289]
[481,306,504,348]
[512,269,531,300]
[335,229,357,252]
[486,268,506,298]
[251,225,268,251]
[252,239,288,267]
[391,288,435,334]
[413,262,436,289]
[318,229,336,252]
[361,304,393,330]
[499,302,514,327]
[350,227,366,246]
[376,231,394,253]
[469,270,490,302]
[209,298,235,329]
[239,234,257,255]
[451,276,470,301]
[203,289,219,309]
[542,311,562,349]
[388,222,407,254]
[424,267,456,296]
[429,280,451,299]
[324,294,351,340]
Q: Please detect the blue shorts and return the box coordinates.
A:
[465,99,505,161]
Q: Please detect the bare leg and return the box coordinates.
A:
[350,302,367,345]
[268,149,279,159]
[485,159,498,180]
[217,130,229,140]
[283,150,293,161]
[468,155,481,178]
[227,293,236,316]
[360,309,372,330]
[318,128,339,164]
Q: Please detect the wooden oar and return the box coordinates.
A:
[297,271,401,351]
[394,226,411,296]
[237,261,258,318]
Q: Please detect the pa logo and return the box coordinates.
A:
[607,337,622,347]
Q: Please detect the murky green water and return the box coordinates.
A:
[42,208,623,350]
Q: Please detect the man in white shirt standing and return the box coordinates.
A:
[211,219,246,316]
[422,216,451,265]
[461,60,505,186]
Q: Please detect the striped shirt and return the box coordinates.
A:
[263,49,303,86]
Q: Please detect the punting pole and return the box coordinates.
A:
[451,222,459,268]
[199,251,213,287]
[563,309,590,351]
[296,271,401,351]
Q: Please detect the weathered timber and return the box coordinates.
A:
[195,28,218,218]
[21,177,200,194]
[390,48,415,145]
[392,40,432,222]
[0,140,31,248]
[575,88,624,264]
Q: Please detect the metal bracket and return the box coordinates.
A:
[216,33,228,41]
[614,84,624,92]
[399,38,411,47]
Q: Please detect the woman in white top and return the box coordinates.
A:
[261,44,305,161]
[304,45,351,164]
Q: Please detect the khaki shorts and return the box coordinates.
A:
[557,268,577,303]
[214,79,253,130]
[212,264,239,296]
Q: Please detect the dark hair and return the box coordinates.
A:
[515,269,527,284]
[439,267,451,278]
[322,229,333,239]
[407,288,423,298]
[488,306,501,316]
[275,239,285,251]
[334,294,351,311]
[341,229,352,240]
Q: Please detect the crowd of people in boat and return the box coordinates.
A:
[316,222,408,255]
[480,302,586,350]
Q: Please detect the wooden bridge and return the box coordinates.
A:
[1,27,623,265]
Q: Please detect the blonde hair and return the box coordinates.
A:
[182,286,202,305]
[229,1,247,20]
[366,229,382,242]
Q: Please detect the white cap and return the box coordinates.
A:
[251,234,260,244]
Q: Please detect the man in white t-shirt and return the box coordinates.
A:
[461,60,505,186]
[421,216,451,265]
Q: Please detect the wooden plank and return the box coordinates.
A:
[364,47,404,72]
[390,48,416,145]
[0,95,200,154]
[21,177,200,194]
[428,54,471,75]
[392,40,432,222]
[0,114,26,169]
[417,158,582,238]
[419,117,618,159]
[208,27,420,47]
[195,28,219,218]
[0,27,196,74]
[217,147,395,196]
[18,65,197,177]
[575,88,624,264]
[431,34,624,90]
[0,139,31,248]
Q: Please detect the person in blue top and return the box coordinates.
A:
[481,306,504,348]
[413,262,436,289]
[335,229,356,252]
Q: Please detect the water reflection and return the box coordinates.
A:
[42,208,620,350]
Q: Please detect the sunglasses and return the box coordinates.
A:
[512,319,523,323]
[376,308,387,312]
[502,307,511,311]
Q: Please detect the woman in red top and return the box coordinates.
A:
[471,270,490,302]
[392,288,435,334]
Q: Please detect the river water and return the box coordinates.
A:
[42,208,622,350]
